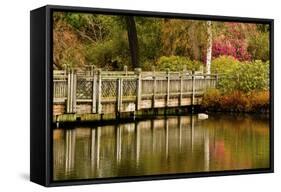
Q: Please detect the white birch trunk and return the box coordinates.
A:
[206,21,212,75]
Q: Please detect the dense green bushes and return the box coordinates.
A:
[211,56,269,93]
[247,31,269,61]
[202,56,270,113]
[153,56,201,71]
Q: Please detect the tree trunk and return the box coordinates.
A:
[126,16,139,68]
[206,21,212,75]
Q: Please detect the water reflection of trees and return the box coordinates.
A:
[53,114,269,180]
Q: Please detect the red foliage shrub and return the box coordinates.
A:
[212,38,251,61]
[211,23,252,61]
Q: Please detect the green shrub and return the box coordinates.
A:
[84,32,131,70]
[247,32,269,61]
[211,55,239,74]
[212,56,269,93]
[155,56,201,71]
[234,60,269,92]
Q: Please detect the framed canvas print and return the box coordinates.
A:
[30,5,274,187]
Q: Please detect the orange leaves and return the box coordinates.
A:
[53,17,86,68]
[202,89,269,113]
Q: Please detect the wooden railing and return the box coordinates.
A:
[53,68,218,115]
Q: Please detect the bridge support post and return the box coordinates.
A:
[152,70,156,108]
[72,71,77,113]
[135,68,142,111]
[179,70,184,106]
[66,69,71,113]
[66,69,76,113]
[116,78,123,115]
[191,71,195,112]
[92,70,97,113]
[166,69,170,107]
[97,69,102,114]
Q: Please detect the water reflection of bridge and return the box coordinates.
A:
[53,115,211,179]
[53,68,217,122]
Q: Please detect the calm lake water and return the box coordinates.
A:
[53,114,270,181]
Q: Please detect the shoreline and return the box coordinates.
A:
[53,106,269,128]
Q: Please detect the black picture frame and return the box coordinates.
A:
[30,4,274,187]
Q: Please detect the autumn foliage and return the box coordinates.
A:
[201,89,269,113]
[212,23,253,61]
[53,12,270,113]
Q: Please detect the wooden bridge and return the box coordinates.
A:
[53,67,218,122]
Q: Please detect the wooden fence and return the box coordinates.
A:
[53,68,218,116]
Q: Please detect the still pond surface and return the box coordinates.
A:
[53,114,269,181]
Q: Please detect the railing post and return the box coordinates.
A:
[124,65,128,76]
[117,78,123,115]
[179,71,183,106]
[92,69,97,113]
[166,69,170,107]
[66,68,76,113]
[135,68,142,111]
[72,69,77,113]
[90,65,94,76]
[66,68,71,113]
[204,74,207,91]
[120,78,123,113]
[96,69,102,114]
[191,70,195,106]
[152,69,156,108]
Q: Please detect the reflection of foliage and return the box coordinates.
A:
[203,114,269,169]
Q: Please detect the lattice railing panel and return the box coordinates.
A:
[102,80,117,98]
[76,78,93,99]
[123,79,137,97]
